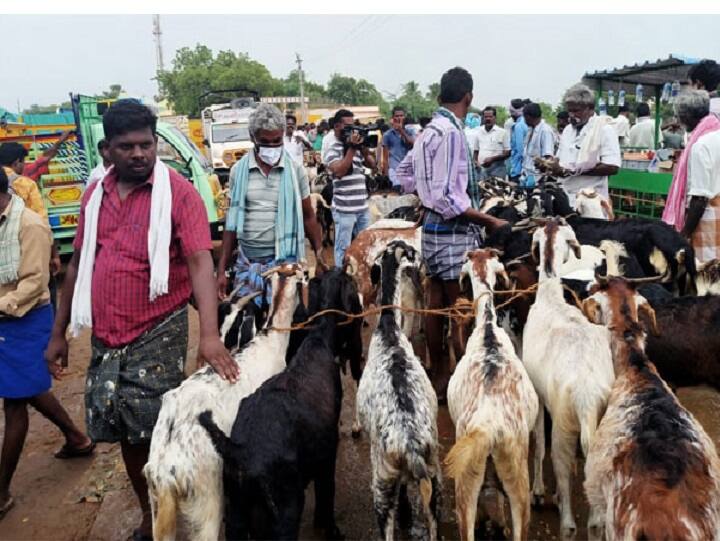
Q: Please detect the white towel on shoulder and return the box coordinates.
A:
[70,159,173,336]
[574,115,612,172]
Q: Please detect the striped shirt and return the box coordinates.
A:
[323,140,368,213]
[396,111,471,220]
[229,151,310,259]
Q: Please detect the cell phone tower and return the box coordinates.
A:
[153,15,165,83]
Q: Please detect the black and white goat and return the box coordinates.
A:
[522,218,615,537]
[145,266,304,541]
[446,249,538,541]
[356,241,441,540]
[218,292,264,353]
[198,269,363,540]
[582,277,720,540]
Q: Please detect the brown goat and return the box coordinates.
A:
[582,277,720,541]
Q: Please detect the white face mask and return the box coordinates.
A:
[256,145,283,166]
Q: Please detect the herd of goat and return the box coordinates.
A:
[143,175,720,541]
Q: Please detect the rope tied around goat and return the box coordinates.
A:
[263,282,590,333]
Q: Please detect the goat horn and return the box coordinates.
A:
[233,291,262,306]
[624,275,666,284]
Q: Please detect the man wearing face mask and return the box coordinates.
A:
[551,83,621,207]
[323,109,376,267]
[217,104,325,301]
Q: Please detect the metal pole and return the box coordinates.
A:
[153,15,165,97]
[295,53,306,124]
[654,86,662,150]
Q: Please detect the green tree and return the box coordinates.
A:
[158,45,278,116]
[326,73,385,107]
[98,84,123,100]
[278,70,326,100]
[426,83,440,101]
[389,81,437,120]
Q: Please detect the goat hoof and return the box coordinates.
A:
[351,427,362,439]
[561,523,577,539]
[530,493,544,507]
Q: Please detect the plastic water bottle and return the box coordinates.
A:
[598,97,607,116]
[636,84,644,103]
[671,80,680,103]
[607,90,615,106]
[618,89,626,107]
[661,82,672,103]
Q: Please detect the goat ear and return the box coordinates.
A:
[370,264,381,286]
[568,238,582,260]
[638,300,660,336]
[582,298,602,324]
[531,238,540,263]
[458,270,472,298]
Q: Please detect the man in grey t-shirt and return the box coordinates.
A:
[216,103,326,299]
[323,109,376,266]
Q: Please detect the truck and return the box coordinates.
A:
[201,95,259,184]
[3,95,225,254]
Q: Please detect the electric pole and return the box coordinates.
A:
[153,15,165,97]
[295,52,306,124]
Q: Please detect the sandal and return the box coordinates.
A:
[54,441,96,459]
[0,497,15,521]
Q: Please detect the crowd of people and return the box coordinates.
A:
[0,57,719,538]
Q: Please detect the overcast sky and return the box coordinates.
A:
[3,14,720,113]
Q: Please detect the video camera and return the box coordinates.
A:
[341,123,380,149]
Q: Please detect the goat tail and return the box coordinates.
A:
[445,430,490,497]
[580,409,600,458]
[152,485,178,541]
[197,410,232,458]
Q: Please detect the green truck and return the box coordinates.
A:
[44,95,224,254]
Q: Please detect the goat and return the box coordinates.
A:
[574,188,614,220]
[697,259,720,295]
[545,184,696,293]
[446,249,538,541]
[641,294,720,391]
[145,266,304,541]
[218,292,264,353]
[356,241,441,540]
[582,277,720,540]
[522,218,615,537]
[368,193,420,224]
[198,269,363,540]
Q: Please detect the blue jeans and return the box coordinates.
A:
[332,208,371,267]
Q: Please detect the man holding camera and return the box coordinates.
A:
[323,109,376,266]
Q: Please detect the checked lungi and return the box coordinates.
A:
[421,209,483,281]
[85,306,188,444]
[692,196,720,264]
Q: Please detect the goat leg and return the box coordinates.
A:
[313,453,344,540]
[531,402,546,506]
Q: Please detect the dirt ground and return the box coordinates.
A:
[2,255,720,540]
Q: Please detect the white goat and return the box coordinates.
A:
[575,188,614,220]
[522,218,615,537]
[357,241,441,540]
[446,249,538,541]
[582,277,720,540]
[144,266,303,541]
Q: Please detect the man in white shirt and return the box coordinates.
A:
[470,106,510,179]
[688,59,720,120]
[612,105,631,145]
[551,83,621,206]
[283,114,312,165]
[675,91,720,262]
[628,102,663,149]
[87,139,111,185]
